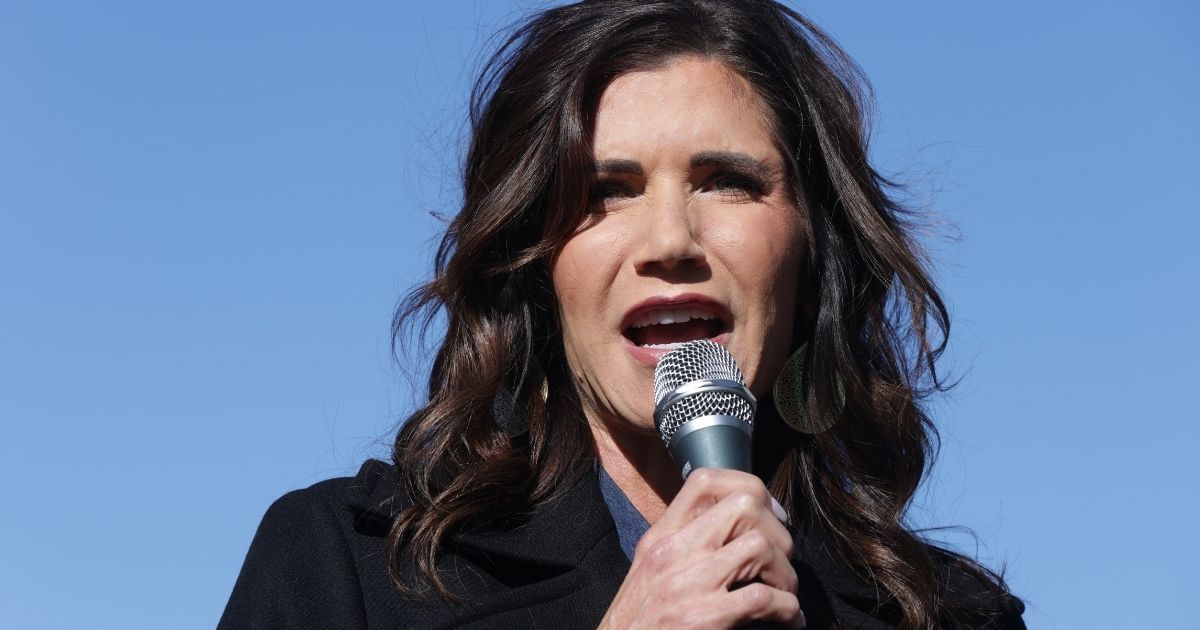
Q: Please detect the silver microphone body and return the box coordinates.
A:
[652,341,756,479]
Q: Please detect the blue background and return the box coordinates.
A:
[2,1,1195,627]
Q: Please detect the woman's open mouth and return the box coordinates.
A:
[620,297,731,364]
[624,308,726,349]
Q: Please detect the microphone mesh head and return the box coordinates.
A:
[652,340,754,444]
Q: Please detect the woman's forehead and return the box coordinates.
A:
[591,57,781,165]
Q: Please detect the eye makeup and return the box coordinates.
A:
[587,150,782,205]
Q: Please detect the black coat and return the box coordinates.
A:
[219,460,1025,629]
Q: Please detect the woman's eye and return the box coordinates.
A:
[706,173,766,200]
[589,181,637,202]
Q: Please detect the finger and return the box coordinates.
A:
[711,529,799,595]
[658,467,773,531]
[682,488,794,555]
[722,582,805,628]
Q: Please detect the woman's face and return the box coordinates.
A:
[553,56,806,434]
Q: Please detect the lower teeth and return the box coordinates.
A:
[641,342,686,349]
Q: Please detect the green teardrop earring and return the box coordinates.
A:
[772,342,842,434]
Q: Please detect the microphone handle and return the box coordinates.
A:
[667,415,752,479]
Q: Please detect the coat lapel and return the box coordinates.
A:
[347,459,630,628]
[448,470,631,628]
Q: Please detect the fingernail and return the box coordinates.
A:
[797,608,807,628]
[770,496,788,523]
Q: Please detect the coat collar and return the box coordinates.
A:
[345,458,624,571]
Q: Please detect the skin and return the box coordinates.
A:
[551,57,808,627]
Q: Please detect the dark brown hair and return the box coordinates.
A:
[390,1,1010,627]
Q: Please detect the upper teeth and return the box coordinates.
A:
[629,308,720,328]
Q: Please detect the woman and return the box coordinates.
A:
[221,1,1025,628]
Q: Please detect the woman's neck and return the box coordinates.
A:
[588,416,683,525]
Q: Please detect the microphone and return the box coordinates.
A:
[654,342,788,630]
[653,340,756,479]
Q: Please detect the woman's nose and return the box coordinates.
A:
[632,192,706,275]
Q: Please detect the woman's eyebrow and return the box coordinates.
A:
[690,151,775,178]
[592,153,777,177]
[592,158,643,175]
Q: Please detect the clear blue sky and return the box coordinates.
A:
[1,1,1196,628]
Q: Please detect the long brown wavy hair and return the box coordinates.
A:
[389,1,1011,627]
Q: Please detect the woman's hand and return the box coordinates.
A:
[599,468,805,629]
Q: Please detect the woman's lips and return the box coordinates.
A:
[620,294,732,367]
[625,332,731,367]
[620,293,730,330]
